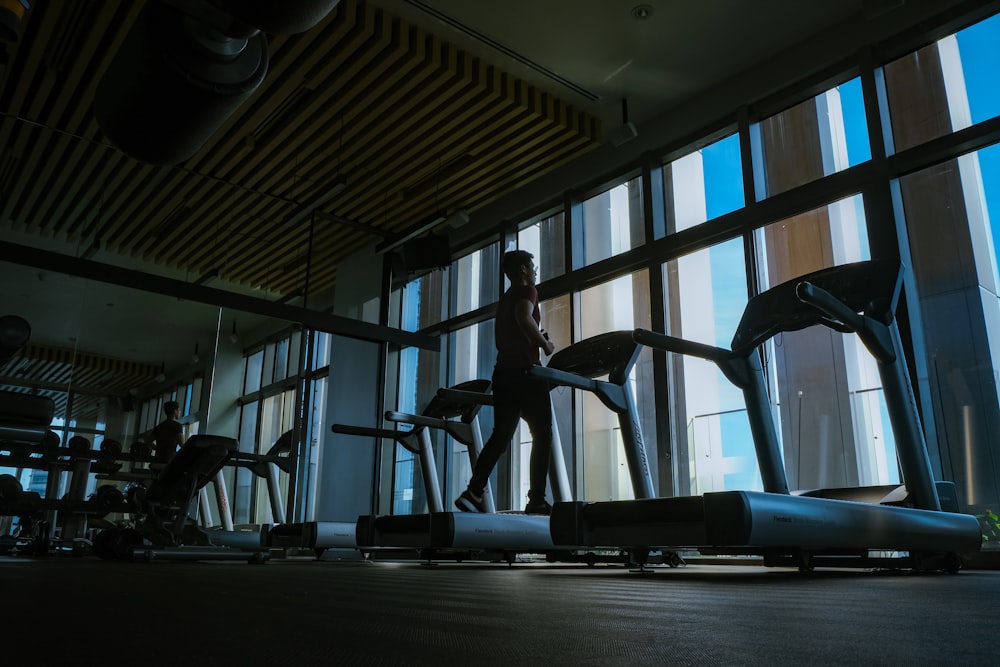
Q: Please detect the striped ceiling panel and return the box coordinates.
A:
[0,0,601,300]
[1,344,161,417]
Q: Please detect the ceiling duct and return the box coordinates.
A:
[93,0,340,165]
[94,1,268,165]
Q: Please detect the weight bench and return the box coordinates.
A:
[133,434,237,547]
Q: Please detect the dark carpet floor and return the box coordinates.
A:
[1,555,995,666]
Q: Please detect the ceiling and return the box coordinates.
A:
[0,0,975,410]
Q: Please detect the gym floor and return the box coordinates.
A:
[1,554,995,665]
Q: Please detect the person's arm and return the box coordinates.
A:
[514,298,555,356]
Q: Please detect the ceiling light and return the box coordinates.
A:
[445,210,470,228]
[284,175,347,227]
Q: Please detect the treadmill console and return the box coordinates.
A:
[547,331,641,384]
[731,260,901,354]
[419,379,491,422]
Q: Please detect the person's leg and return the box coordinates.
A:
[519,375,553,508]
[466,368,521,496]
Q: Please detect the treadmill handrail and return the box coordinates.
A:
[330,423,424,455]
[528,366,631,422]
[436,388,494,406]
[384,411,479,448]
[529,365,601,393]
[385,411,451,430]
[632,328,732,364]
[796,281,895,363]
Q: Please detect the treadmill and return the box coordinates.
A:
[269,379,494,557]
[548,260,982,571]
[353,358,642,563]
[351,379,562,561]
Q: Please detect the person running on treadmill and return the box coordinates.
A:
[455,249,557,516]
[151,401,185,464]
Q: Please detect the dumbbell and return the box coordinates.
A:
[0,473,22,502]
[67,435,91,454]
[99,439,123,456]
[93,485,125,512]
[40,430,60,451]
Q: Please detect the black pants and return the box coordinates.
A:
[468,366,553,502]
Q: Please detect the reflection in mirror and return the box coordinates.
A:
[0,259,222,543]
[1,251,355,547]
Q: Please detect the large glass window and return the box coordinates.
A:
[571,271,654,501]
[450,242,500,317]
[897,144,1000,510]
[243,350,263,394]
[518,211,566,281]
[753,196,894,491]
[663,238,753,495]
[753,78,870,199]
[391,344,442,515]
[660,133,744,236]
[573,178,644,268]
[883,15,1000,153]
[400,270,447,333]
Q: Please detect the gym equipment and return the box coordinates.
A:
[95,434,269,563]
[548,261,981,571]
[269,380,495,557]
[350,358,647,564]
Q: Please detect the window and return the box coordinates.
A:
[399,270,447,333]
[571,271,655,501]
[573,177,644,268]
[897,144,1000,508]
[391,344,443,514]
[660,133,744,236]
[663,238,754,495]
[450,242,500,317]
[243,349,263,394]
[754,194,870,285]
[753,196,896,491]
[752,78,870,198]
[883,15,1000,153]
[518,211,566,281]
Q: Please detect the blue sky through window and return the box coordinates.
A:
[702,134,744,220]
[838,78,871,167]
[956,15,1000,258]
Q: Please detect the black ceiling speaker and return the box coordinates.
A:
[0,314,30,364]
[94,0,269,164]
